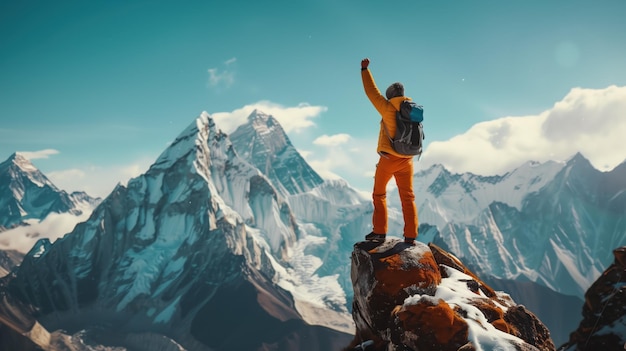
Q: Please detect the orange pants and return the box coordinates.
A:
[372,154,418,239]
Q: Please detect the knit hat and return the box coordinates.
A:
[385,82,404,99]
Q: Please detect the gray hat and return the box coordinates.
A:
[385,82,404,99]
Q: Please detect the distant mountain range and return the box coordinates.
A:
[0,152,100,230]
[0,110,624,349]
[400,152,626,298]
[0,153,100,254]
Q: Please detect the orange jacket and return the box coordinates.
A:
[361,68,413,158]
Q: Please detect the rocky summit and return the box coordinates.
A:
[559,246,626,351]
[346,239,555,351]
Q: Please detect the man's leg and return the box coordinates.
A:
[372,156,394,235]
[394,158,418,240]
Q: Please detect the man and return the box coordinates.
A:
[360,57,418,245]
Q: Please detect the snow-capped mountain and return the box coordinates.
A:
[402,160,565,229]
[2,113,353,350]
[0,152,99,229]
[230,109,324,196]
[230,110,382,305]
[0,152,100,256]
[2,108,624,350]
[398,153,626,298]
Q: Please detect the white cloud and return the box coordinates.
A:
[207,68,234,87]
[298,150,312,159]
[17,149,59,160]
[207,57,237,88]
[308,158,343,180]
[302,135,380,193]
[212,100,328,134]
[47,157,154,198]
[48,168,87,183]
[420,85,626,175]
[0,211,92,254]
[313,133,351,146]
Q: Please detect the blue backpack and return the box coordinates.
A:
[382,100,425,157]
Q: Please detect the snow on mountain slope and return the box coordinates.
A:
[405,159,565,229]
[0,153,100,254]
[230,109,324,197]
[514,153,626,295]
[5,112,353,346]
[152,112,297,256]
[133,112,351,327]
[0,152,96,227]
[308,178,367,206]
[285,182,380,304]
[228,111,382,307]
[430,153,626,297]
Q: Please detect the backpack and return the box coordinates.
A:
[382,100,425,157]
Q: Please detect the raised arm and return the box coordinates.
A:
[361,58,389,114]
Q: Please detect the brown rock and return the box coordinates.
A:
[614,247,626,269]
[429,243,496,298]
[394,297,469,350]
[347,238,556,351]
[559,246,626,351]
[350,240,440,337]
[505,305,554,351]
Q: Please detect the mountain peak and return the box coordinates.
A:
[0,152,100,241]
[558,152,598,182]
[246,110,285,140]
[245,109,279,130]
[2,111,350,350]
[230,110,323,195]
[566,152,592,167]
[2,152,37,174]
[248,108,271,120]
[0,153,53,191]
[9,151,27,162]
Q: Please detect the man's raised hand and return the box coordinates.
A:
[361,58,370,69]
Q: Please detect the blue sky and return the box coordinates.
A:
[2,0,626,198]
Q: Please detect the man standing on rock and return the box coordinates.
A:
[360,57,418,246]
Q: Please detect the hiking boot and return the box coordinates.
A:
[365,232,386,242]
[404,237,416,246]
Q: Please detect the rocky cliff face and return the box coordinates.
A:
[559,247,626,351]
[346,239,555,351]
[0,250,23,277]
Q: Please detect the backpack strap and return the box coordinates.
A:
[380,102,402,143]
[381,118,394,143]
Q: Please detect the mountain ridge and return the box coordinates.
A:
[1,111,354,350]
[1,109,625,349]
[0,152,101,255]
[230,109,324,197]
[0,152,99,229]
